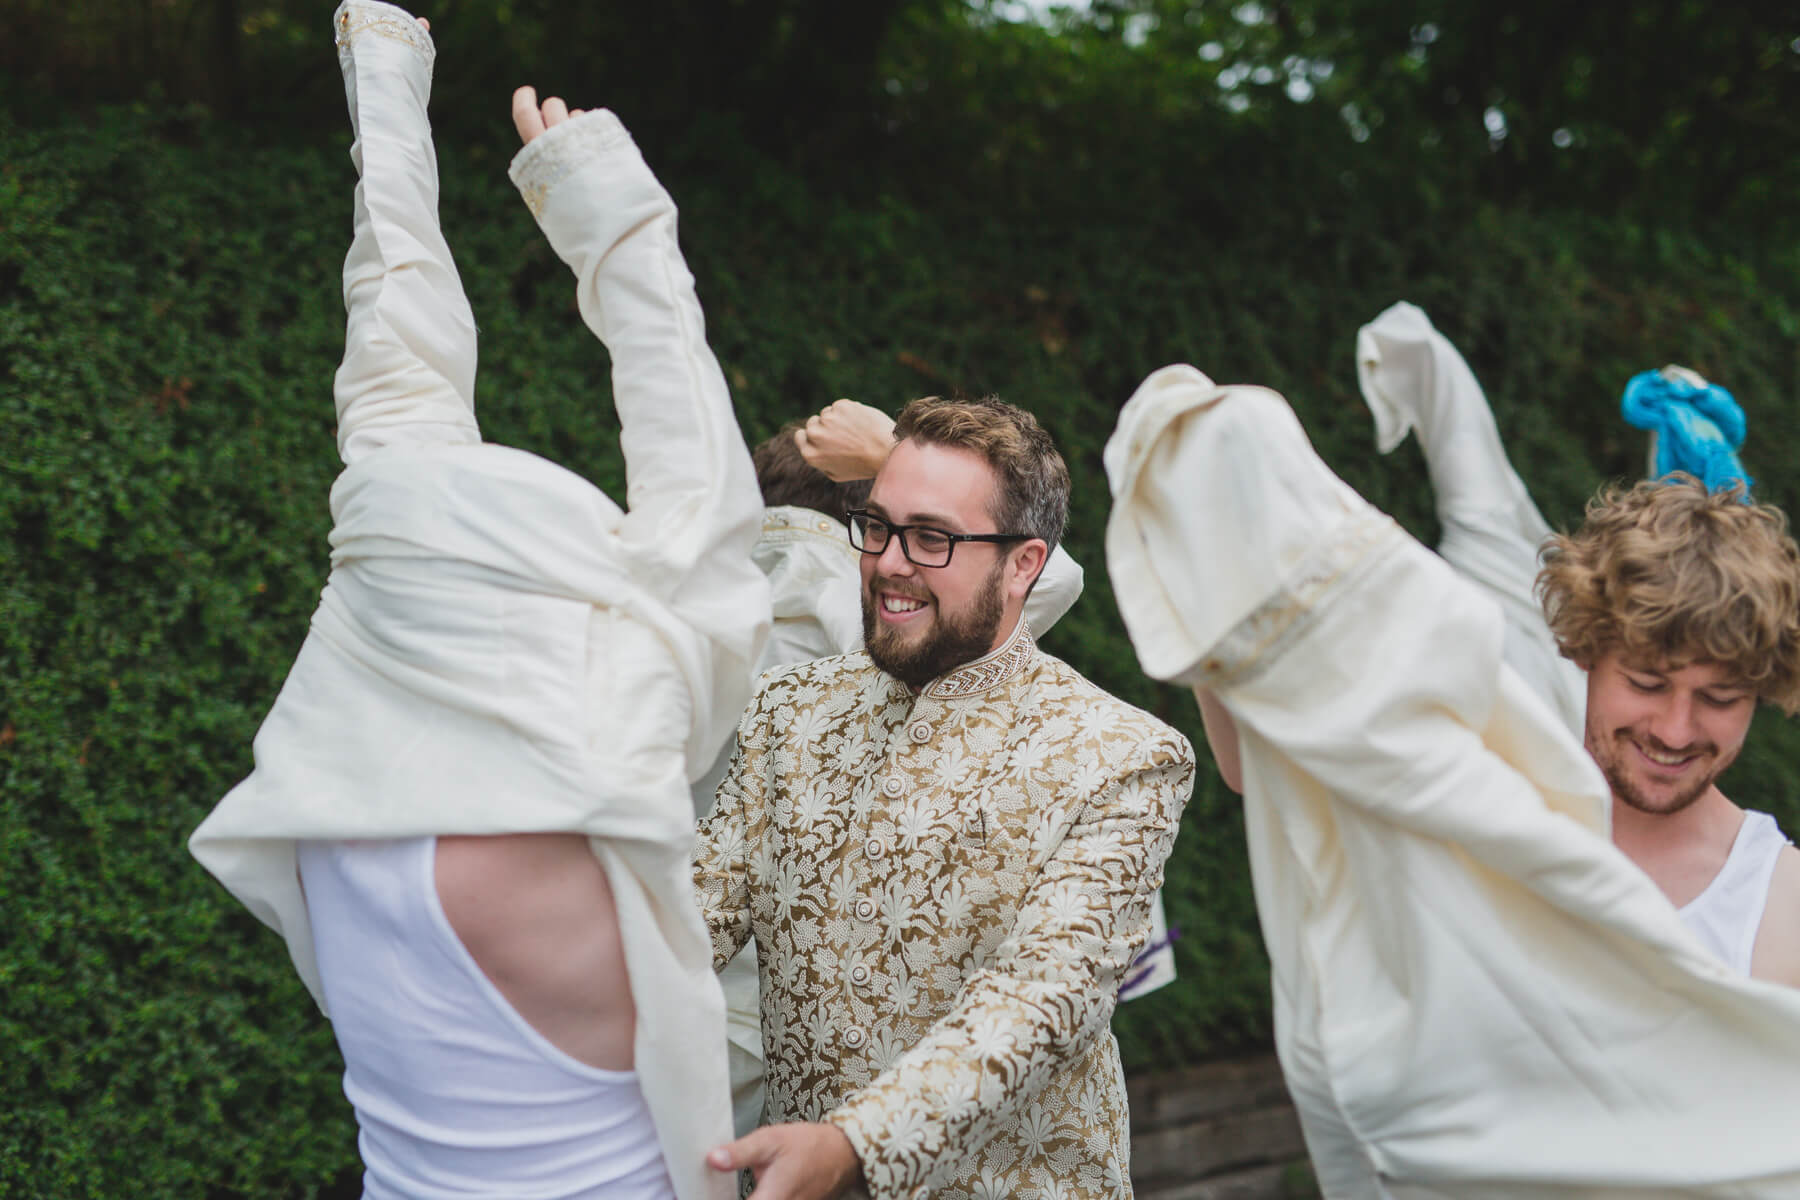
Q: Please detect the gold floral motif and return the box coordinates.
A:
[697,633,1195,1198]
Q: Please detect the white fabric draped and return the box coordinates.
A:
[190,10,763,1198]
[1355,301,1586,738]
[1105,363,1800,1198]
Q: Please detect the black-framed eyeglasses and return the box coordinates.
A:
[845,509,1031,568]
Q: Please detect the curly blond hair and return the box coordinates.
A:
[1537,477,1800,713]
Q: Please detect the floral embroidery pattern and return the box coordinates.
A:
[696,622,1195,1198]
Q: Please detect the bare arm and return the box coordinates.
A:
[1195,686,1244,794]
[1751,843,1800,988]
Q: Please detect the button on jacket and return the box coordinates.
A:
[695,621,1194,1199]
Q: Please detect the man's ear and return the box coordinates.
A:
[1007,539,1049,601]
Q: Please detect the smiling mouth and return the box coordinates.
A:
[881,594,928,615]
[1630,738,1699,770]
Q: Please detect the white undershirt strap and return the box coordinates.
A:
[1678,810,1792,975]
[298,837,676,1200]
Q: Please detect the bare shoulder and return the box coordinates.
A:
[1750,842,1800,989]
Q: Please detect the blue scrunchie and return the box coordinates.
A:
[1620,367,1752,497]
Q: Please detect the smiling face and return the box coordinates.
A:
[1582,652,1755,817]
[859,438,1043,688]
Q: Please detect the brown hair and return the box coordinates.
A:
[1537,476,1800,713]
[751,421,870,524]
[892,395,1069,552]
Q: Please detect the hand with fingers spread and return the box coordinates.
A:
[707,1122,862,1200]
[794,399,897,482]
[511,84,587,145]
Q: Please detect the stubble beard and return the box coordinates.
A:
[1586,726,1724,817]
[863,561,1008,689]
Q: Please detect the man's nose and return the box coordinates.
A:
[1645,693,1699,749]
[875,534,915,575]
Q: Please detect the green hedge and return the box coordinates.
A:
[5,100,1799,1194]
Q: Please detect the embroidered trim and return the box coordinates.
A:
[924,621,1036,699]
[1199,512,1402,686]
[333,1,434,65]
[507,110,629,220]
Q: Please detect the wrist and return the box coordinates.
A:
[821,1120,864,1194]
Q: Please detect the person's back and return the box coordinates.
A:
[300,835,669,1199]
[189,6,766,1199]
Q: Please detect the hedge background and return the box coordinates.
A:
[5,3,1799,1194]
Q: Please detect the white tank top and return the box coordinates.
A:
[1678,810,1792,976]
[297,837,676,1200]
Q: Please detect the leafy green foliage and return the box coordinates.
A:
[5,13,1800,1192]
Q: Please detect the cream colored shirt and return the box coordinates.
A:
[190,97,764,1200]
[1105,364,1800,1198]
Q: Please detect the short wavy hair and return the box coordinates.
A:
[1537,476,1800,713]
[893,395,1069,553]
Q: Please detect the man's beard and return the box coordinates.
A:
[862,562,1008,689]
[1586,726,1727,817]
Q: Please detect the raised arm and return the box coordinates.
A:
[507,91,768,768]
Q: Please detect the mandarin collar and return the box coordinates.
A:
[919,617,1037,700]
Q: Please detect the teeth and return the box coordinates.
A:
[883,596,926,614]
[1639,744,1688,766]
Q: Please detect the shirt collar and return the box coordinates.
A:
[922,616,1037,700]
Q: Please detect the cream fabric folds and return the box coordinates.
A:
[1105,364,1800,1199]
[189,9,763,1200]
[1355,302,1586,737]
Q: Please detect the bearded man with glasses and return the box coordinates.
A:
[692,396,1195,1200]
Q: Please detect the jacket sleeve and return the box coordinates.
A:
[824,736,1194,1199]
[692,679,778,973]
[508,111,769,772]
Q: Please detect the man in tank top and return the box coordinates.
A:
[1107,363,1800,1197]
[1352,302,1800,985]
[1193,303,1799,987]
[189,5,764,1198]
[1535,479,1800,986]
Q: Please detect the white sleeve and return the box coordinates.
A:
[1023,543,1083,634]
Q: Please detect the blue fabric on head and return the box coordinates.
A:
[1620,368,1753,498]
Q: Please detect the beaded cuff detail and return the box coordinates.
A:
[333,0,435,67]
[507,111,629,220]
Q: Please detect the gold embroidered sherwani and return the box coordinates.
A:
[694,620,1194,1200]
